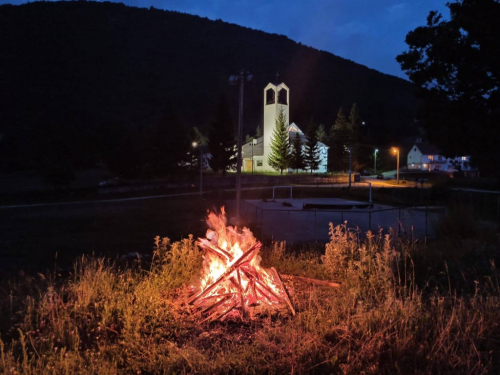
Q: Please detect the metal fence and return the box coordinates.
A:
[226,200,445,244]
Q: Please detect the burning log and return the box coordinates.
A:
[271,268,296,316]
[189,209,295,321]
[281,274,341,288]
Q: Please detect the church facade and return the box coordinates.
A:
[241,81,328,173]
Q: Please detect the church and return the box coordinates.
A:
[241,81,329,173]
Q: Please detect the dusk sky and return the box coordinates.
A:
[1,0,450,79]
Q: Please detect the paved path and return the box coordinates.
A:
[0,180,419,210]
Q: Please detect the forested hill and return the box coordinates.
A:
[0,1,418,176]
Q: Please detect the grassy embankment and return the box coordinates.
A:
[1,200,499,374]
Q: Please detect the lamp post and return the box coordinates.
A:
[192,141,202,196]
[348,146,352,190]
[251,138,256,174]
[229,69,253,224]
[392,147,400,184]
[374,148,378,174]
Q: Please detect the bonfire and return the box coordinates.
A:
[189,208,295,322]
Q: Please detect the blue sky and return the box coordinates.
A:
[1,0,450,79]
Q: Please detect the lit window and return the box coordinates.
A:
[462,156,467,161]
[428,155,433,161]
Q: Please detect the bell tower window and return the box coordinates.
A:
[266,88,275,105]
[278,88,287,105]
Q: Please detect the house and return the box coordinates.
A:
[407,142,473,172]
[241,81,328,173]
[407,143,446,171]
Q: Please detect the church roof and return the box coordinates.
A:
[288,122,303,134]
[242,136,264,158]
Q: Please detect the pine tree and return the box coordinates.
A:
[316,124,327,144]
[329,107,351,172]
[348,103,363,170]
[255,125,262,138]
[267,107,290,174]
[244,134,253,144]
[304,118,321,173]
[208,95,237,174]
[290,131,305,173]
[348,104,362,137]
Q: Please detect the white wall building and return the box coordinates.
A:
[241,81,328,173]
[407,143,472,172]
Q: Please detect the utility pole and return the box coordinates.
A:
[229,69,253,224]
[374,148,378,174]
[348,146,352,189]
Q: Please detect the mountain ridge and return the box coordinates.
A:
[0,1,418,175]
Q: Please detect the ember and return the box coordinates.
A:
[189,208,295,322]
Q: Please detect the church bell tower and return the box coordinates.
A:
[262,82,290,170]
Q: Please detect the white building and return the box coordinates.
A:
[407,143,472,172]
[241,81,328,173]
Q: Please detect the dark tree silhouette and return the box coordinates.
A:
[208,95,237,175]
[396,0,500,175]
[290,132,305,173]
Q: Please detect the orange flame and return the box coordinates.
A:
[190,208,293,321]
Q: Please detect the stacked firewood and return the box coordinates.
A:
[188,211,295,322]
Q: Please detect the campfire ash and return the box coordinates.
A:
[189,208,295,322]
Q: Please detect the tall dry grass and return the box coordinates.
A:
[1,226,499,374]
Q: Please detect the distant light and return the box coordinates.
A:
[192,141,198,148]
[229,75,239,85]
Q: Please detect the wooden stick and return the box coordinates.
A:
[271,267,296,316]
[197,238,232,261]
[281,274,341,288]
[190,243,262,305]
[189,275,228,305]
[254,284,274,303]
[255,279,282,303]
[237,270,247,318]
[201,294,233,315]
[202,299,237,323]
[198,293,234,301]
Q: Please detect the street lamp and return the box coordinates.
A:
[374,148,378,174]
[192,141,202,196]
[392,147,400,184]
[229,69,253,224]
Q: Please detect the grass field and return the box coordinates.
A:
[1,219,499,374]
[1,183,500,373]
